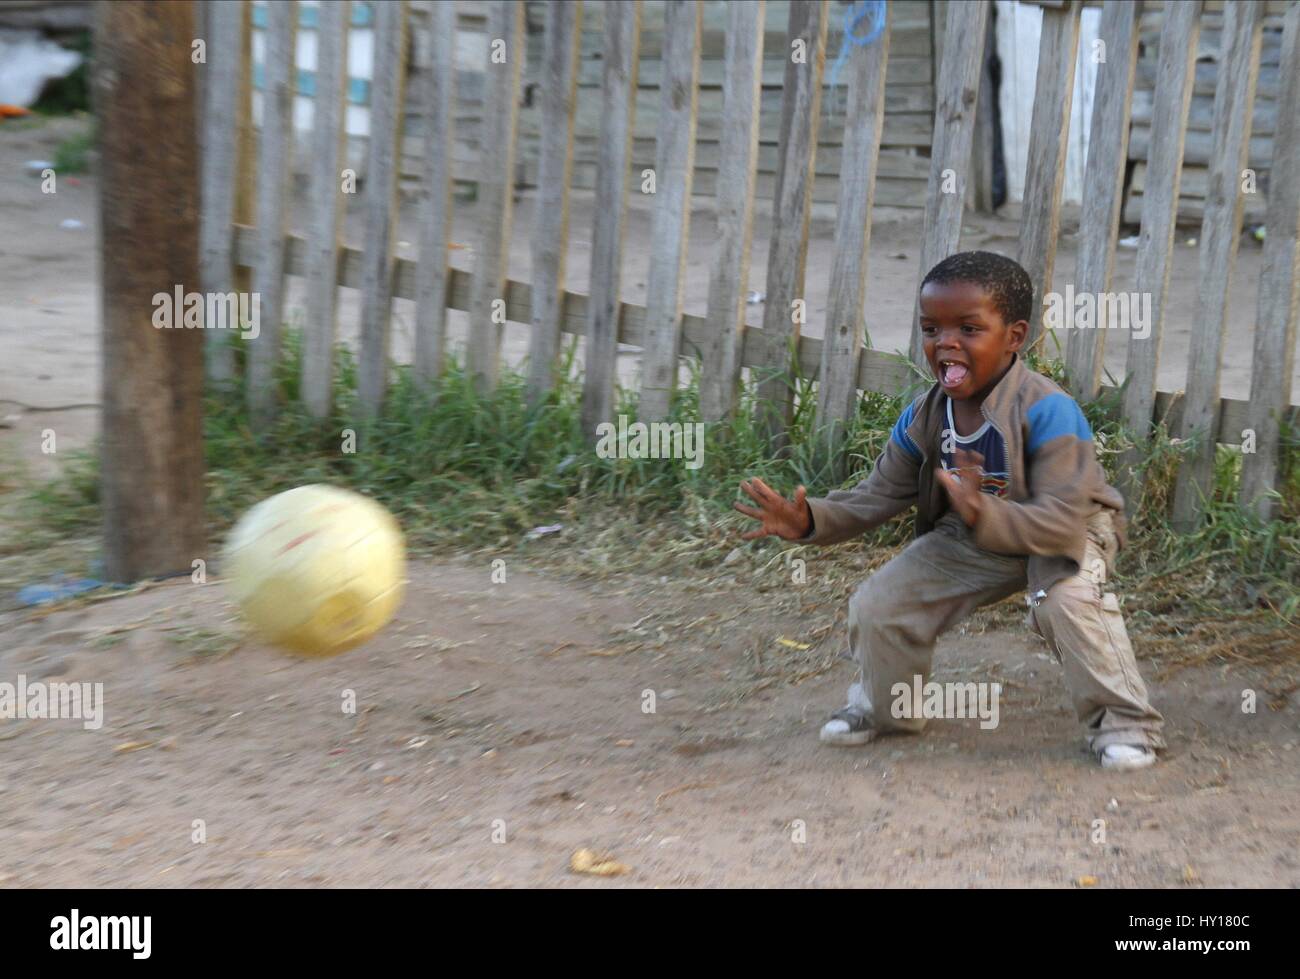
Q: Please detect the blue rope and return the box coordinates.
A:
[825,0,888,118]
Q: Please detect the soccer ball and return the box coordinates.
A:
[223,485,406,657]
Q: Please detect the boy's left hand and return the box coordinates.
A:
[937,448,986,527]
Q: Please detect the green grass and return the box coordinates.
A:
[13,331,1300,642]
[52,122,95,174]
[192,332,923,549]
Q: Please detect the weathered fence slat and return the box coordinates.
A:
[356,0,408,414]
[467,0,525,396]
[1018,1,1081,346]
[700,0,765,424]
[526,0,584,407]
[1118,0,1201,499]
[302,0,350,419]
[970,10,998,213]
[755,0,830,445]
[639,0,702,422]
[1241,1,1300,519]
[233,224,911,409]
[815,1,890,458]
[199,0,245,385]
[248,0,296,426]
[908,0,989,366]
[232,0,256,353]
[1172,0,1263,529]
[1066,0,1139,402]
[414,0,457,390]
[232,223,1292,462]
[580,0,642,436]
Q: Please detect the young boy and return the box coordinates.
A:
[735,251,1164,771]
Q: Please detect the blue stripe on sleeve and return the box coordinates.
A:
[1026,393,1093,454]
[890,400,922,461]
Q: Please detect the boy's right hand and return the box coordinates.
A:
[734,478,812,541]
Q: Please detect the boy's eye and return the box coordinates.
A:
[961,324,980,334]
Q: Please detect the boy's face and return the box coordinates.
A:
[919,280,1027,401]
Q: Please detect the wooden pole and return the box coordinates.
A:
[302,0,350,419]
[356,0,409,415]
[1241,2,1300,519]
[700,0,765,424]
[526,0,583,407]
[1118,0,1200,504]
[1017,1,1082,348]
[199,0,245,384]
[755,0,829,448]
[95,0,207,582]
[639,0,702,422]
[1172,0,1263,529]
[908,0,989,367]
[580,0,641,438]
[247,0,297,426]
[815,0,890,473]
[414,0,458,391]
[466,0,525,397]
[1065,0,1139,402]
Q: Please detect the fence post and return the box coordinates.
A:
[199,0,245,385]
[232,0,256,364]
[247,0,297,427]
[815,0,890,471]
[755,0,829,448]
[970,9,997,214]
[581,0,642,437]
[1018,0,1082,349]
[414,0,457,391]
[700,0,765,424]
[356,0,409,415]
[1066,0,1139,403]
[1241,2,1300,520]
[467,0,525,396]
[526,0,584,407]
[1118,0,1201,505]
[907,0,988,367]
[1172,0,1263,529]
[302,0,350,419]
[96,0,207,581]
[639,0,702,422]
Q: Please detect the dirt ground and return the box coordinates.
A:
[2,116,1298,888]
[1,551,1298,888]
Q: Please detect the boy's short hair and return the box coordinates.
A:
[921,251,1034,326]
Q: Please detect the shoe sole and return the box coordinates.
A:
[1100,752,1157,772]
[819,728,876,746]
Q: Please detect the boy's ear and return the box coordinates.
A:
[1006,319,1029,351]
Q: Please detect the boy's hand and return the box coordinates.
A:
[937,448,985,527]
[734,478,812,541]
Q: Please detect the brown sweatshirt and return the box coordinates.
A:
[802,355,1127,594]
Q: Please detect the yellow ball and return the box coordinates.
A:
[223,485,406,657]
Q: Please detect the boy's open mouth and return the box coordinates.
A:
[938,360,969,389]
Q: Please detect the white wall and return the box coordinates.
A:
[994,1,1102,205]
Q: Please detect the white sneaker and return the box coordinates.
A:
[1099,743,1157,771]
[819,681,876,746]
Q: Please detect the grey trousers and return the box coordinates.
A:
[846,509,1165,753]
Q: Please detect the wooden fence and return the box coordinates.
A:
[199,0,1300,526]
